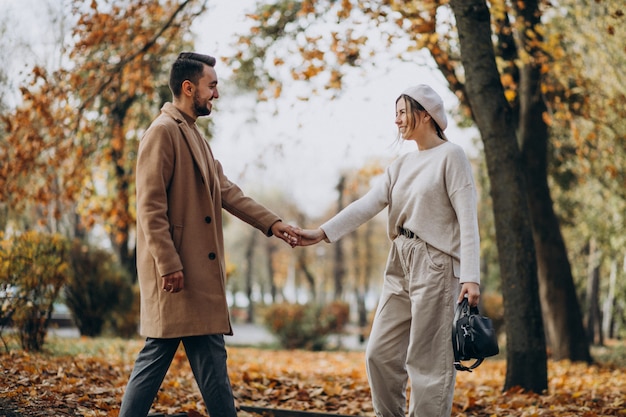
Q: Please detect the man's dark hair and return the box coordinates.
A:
[169,52,216,97]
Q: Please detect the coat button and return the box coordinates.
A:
[208,252,216,260]
[205,216,212,224]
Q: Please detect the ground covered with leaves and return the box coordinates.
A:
[1,337,626,416]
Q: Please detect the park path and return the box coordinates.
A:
[48,323,367,351]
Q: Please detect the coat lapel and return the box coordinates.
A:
[162,104,211,190]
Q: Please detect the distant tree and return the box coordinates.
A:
[65,241,134,337]
[223,187,302,314]
[332,175,346,300]
[542,0,626,345]
[0,0,207,276]
[244,229,258,323]
[343,161,387,335]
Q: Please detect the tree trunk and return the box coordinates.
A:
[357,221,374,342]
[297,250,317,301]
[450,0,547,393]
[109,99,137,280]
[265,242,278,308]
[0,203,9,233]
[333,176,346,299]
[585,238,602,345]
[245,230,257,323]
[602,258,618,339]
[514,0,591,363]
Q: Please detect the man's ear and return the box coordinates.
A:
[182,80,194,97]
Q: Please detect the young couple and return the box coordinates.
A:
[120,52,480,417]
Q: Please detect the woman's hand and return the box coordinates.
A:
[294,227,327,246]
[457,282,480,306]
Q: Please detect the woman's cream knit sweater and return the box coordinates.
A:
[321,141,480,284]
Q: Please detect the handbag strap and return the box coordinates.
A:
[452,298,483,372]
[454,357,484,372]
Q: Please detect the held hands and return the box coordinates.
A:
[270,221,328,248]
[271,221,301,248]
[293,227,327,246]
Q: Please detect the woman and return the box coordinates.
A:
[296,85,480,416]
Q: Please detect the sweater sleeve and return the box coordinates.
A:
[321,174,389,242]
[447,148,480,284]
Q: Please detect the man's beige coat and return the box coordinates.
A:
[135,103,281,338]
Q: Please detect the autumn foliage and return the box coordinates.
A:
[263,301,350,350]
[1,337,626,416]
[0,231,70,351]
[0,0,207,274]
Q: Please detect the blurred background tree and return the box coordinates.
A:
[0,0,207,349]
[0,0,207,275]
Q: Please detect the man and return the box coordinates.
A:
[119,52,299,417]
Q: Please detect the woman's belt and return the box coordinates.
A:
[398,227,418,239]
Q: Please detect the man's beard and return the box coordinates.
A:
[193,92,211,116]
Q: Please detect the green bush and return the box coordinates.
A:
[321,300,350,333]
[65,241,135,337]
[0,235,19,348]
[263,301,350,350]
[0,231,70,351]
[105,282,140,338]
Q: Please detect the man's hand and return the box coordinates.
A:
[162,270,184,293]
[293,227,327,247]
[457,282,480,306]
[271,221,300,248]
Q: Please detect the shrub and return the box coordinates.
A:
[65,241,135,337]
[0,234,19,349]
[481,292,505,336]
[0,231,70,351]
[263,301,350,350]
[321,300,350,333]
[106,282,140,338]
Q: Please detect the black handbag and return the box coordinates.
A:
[452,298,499,372]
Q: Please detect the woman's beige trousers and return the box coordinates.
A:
[366,235,460,417]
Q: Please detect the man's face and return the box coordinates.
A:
[193,65,219,117]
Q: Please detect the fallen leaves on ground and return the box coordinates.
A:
[1,337,625,416]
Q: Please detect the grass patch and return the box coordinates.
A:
[0,331,143,358]
[43,334,143,356]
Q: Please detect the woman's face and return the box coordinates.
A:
[396,96,430,141]
[396,97,418,140]
[395,98,409,139]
